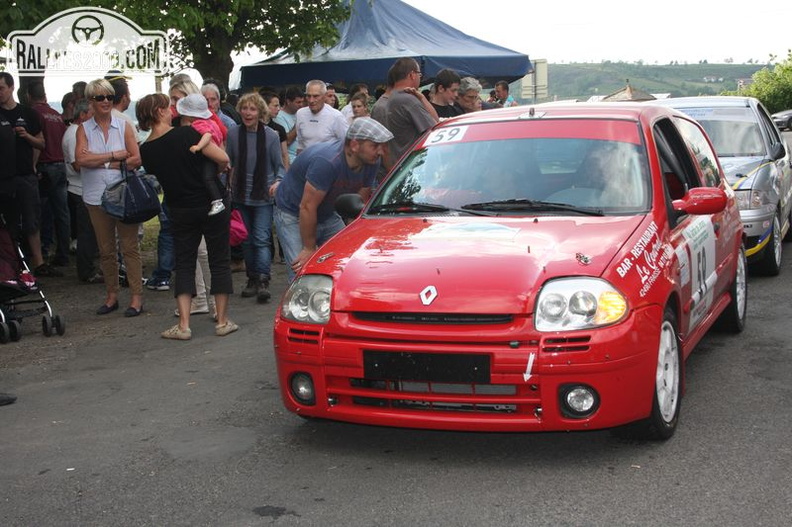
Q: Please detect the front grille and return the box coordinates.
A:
[353,312,513,325]
[541,336,591,352]
[348,378,523,414]
[287,327,320,344]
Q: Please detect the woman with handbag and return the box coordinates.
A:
[136,93,238,340]
[75,79,144,317]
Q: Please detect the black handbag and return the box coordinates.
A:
[101,161,161,224]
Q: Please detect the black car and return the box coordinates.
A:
[772,109,792,131]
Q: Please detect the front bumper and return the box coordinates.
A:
[273,305,663,432]
[740,208,775,261]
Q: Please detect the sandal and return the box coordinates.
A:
[215,320,239,337]
[161,324,192,340]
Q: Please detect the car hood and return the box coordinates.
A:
[719,156,769,188]
[311,216,645,313]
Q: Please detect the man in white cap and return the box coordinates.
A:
[104,70,137,131]
[274,116,393,280]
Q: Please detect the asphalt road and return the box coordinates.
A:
[2,178,792,525]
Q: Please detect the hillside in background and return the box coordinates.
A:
[517,62,770,102]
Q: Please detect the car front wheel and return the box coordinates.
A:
[624,307,682,441]
[754,212,782,276]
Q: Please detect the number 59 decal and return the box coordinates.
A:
[426,126,468,145]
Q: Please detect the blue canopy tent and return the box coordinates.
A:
[239,0,532,92]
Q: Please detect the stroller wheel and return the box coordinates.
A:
[42,314,54,337]
[53,314,66,336]
[0,323,9,344]
[8,320,21,342]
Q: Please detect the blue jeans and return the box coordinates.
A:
[274,206,345,282]
[39,162,70,262]
[149,201,174,282]
[236,202,273,279]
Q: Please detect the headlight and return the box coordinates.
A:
[535,278,627,331]
[281,275,333,324]
[734,188,773,211]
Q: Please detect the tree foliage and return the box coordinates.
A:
[725,51,792,113]
[2,0,350,86]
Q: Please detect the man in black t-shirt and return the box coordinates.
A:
[429,68,464,120]
[0,72,57,277]
[0,109,16,195]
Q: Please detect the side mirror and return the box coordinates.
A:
[672,187,727,215]
[335,193,365,220]
[770,141,786,161]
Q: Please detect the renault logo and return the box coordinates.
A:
[420,285,437,306]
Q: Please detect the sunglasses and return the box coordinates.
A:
[90,95,113,102]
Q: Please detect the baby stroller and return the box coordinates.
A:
[0,220,65,343]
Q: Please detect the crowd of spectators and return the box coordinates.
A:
[0,62,517,351]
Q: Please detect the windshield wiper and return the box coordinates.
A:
[368,202,496,216]
[462,199,604,216]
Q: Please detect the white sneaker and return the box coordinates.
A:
[208,200,225,216]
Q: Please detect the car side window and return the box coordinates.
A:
[757,102,783,146]
[673,117,723,188]
[653,118,704,196]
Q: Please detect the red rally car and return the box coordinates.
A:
[273,103,747,440]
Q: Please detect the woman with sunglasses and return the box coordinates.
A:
[75,79,144,318]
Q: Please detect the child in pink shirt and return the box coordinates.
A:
[176,94,226,215]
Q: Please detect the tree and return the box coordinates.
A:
[2,0,350,86]
[722,50,792,113]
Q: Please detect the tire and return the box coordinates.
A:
[0,323,9,344]
[626,307,682,441]
[8,320,21,342]
[787,117,792,131]
[753,212,782,276]
[42,314,54,337]
[716,245,747,332]
[784,207,792,242]
[53,315,66,336]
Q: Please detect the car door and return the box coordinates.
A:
[757,101,792,234]
[653,117,729,341]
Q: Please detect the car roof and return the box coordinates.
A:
[652,95,755,109]
[440,102,678,127]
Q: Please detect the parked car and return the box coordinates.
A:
[273,103,746,440]
[771,109,792,131]
[656,96,792,275]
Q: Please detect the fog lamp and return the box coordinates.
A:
[290,373,316,405]
[559,384,599,418]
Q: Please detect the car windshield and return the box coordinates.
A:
[675,107,764,157]
[370,132,651,216]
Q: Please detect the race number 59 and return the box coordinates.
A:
[426,126,468,145]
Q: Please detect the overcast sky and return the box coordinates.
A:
[401,0,792,65]
[28,0,792,100]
